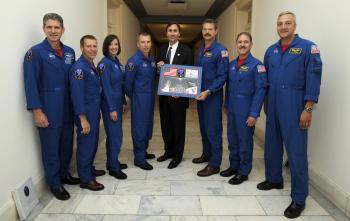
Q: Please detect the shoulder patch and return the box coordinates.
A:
[98,63,105,75]
[25,49,33,61]
[257,65,266,73]
[126,62,135,72]
[74,69,84,80]
[311,45,320,54]
[221,50,229,58]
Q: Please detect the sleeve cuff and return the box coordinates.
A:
[304,95,318,103]
[249,112,259,118]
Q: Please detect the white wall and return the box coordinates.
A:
[0,0,107,219]
[251,0,350,215]
[107,0,139,64]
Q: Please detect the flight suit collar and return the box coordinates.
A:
[106,55,120,65]
[277,34,302,51]
[136,50,152,62]
[79,55,97,72]
[201,38,218,52]
[42,38,65,54]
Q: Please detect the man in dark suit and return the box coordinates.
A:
[157,22,193,169]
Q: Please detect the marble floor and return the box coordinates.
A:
[32,99,349,221]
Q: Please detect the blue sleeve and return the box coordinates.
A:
[70,67,86,115]
[208,49,229,93]
[304,43,322,102]
[124,59,137,97]
[249,63,268,118]
[23,48,41,110]
[99,62,116,112]
[224,68,230,110]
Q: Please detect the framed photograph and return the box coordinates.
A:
[157,64,202,99]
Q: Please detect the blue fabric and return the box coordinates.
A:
[98,56,125,171]
[225,53,267,175]
[263,35,322,204]
[23,39,75,188]
[70,55,101,183]
[196,40,229,168]
[125,50,156,166]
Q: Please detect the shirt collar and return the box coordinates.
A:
[168,41,179,52]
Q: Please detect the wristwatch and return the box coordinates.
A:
[206,90,212,95]
[304,106,313,113]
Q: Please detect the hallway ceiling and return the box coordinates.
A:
[123,0,235,45]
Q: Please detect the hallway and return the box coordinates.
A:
[32,98,342,221]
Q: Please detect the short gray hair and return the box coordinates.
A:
[278,11,296,23]
[43,13,64,28]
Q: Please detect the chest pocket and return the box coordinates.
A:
[42,52,61,69]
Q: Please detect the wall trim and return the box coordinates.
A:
[309,165,350,216]
[0,175,47,221]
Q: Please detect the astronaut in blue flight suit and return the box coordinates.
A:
[257,12,323,219]
[221,32,267,185]
[70,35,105,191]
[193,19,229,177]
[125,32,156,171]
[98,34,127,179]
[23,13,79,201]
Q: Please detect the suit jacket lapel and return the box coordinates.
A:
[172,43,182,64]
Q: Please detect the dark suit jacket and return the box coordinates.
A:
[158,42,194,108]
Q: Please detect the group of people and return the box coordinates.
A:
[24,11,322,219]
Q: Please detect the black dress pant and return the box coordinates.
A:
[159,95,188,161]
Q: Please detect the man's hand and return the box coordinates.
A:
[110,111,118,122]
[79,115,90,135]
[157,61,165,68]
[33,109,49,128]
[246,116,257,127]
[196,90,211,101]
[299,111,312,129]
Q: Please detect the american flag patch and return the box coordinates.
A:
[311,45,320,54]
[221,50,229,58]
[257,65,266,73]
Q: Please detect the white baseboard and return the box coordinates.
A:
[0,176,47,221]
[309,166,350,215]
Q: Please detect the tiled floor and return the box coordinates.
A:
[32,99,349,221]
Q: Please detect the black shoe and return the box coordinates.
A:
[228,174,248,185]
[192,154,209,164]
[168,159,181,169]
[257,180,284,190]
[92,168,106,177]
[61,174,80,185]
[120,163,128,170]
[157,154,170,162]
[284,201,305,219]
[51,186,70,200]
[109,170,127,180]
[220,167,237,177]
[146,152,156,159]
[135,162,153,170]
[80,180,104,191]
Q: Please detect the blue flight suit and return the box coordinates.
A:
[70,55,102,183]
[98,56,125,172]
[196,40,229,168]
[23,39,75,189]
[125,50,156,166]
[264,34,322,204]
[225,53,267,175]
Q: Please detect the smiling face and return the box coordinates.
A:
[108,38,119,57]
[43,19,64,45]
[277,13,297,41]
[166,24,180,45]
[137,34,152,56]
[236,34,252,58]
[81,38,98,61]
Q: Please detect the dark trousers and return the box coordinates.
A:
[159,95,188,161]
